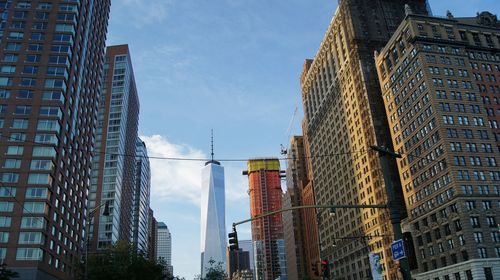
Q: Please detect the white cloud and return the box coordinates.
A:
[141,135,205,204]
[141,135,249,205]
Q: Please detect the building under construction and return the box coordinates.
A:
[243,159,287,280]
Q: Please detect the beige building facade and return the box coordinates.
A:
[376,11,500,280]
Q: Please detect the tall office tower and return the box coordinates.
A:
[0,1,110,278]
[147,208,157,260]
[157,222,173,275]
[300,1,428,279]
[132,138,151,253]
[226,248,251,279]
[282,136,308,279]
[375,10,500,280]
[200,153,226,277]
[243,159,287,280]
[89,44,139,251]
[238,239,255,275]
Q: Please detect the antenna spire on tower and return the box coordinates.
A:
[211,129,214,161]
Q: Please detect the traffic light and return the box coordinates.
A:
[321,259,330,279]
[228,227,239,251]
[311,262,319,276]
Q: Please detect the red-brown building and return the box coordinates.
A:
[0,0,110,278]
[244,159,286,280]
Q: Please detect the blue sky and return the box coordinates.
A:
[107,1,500,278]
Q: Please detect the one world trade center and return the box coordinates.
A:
[200,135,226,277]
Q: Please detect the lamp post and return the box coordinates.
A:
[84,200,110,280]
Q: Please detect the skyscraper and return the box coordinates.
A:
[243,159,287,280]
[300,0,428,279]
[147,207,157,260]
[0,0,110,278]
[375,10,500,279]
[89,44,139,251]
[132,138,151,254]
[157,222,173,276]
[282,136,308,280]
[200,151,226,277]
[238,240,255,276]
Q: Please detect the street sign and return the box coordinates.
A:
[391,239,406,260]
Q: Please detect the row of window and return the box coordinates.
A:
[0,201,47,213]
[3,54,70,66]
[6,1,76,12]
[0,172,52,185]
[452,155,497,167]
[0,90,65,102]
[456,170,500,181]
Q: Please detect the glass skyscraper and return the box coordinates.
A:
[200,159,226,277]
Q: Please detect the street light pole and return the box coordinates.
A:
[370,145,412,280]
[84,200,110,280]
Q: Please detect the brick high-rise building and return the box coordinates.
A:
[243,158,287,280]
[282,136,308,280]
[147,207,157,260]
[375,10,500,280]
[300,1,428,279]
[88,44,139,251]
[0,0,110,278]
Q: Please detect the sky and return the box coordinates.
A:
[106,1,500,278]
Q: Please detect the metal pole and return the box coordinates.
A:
[370,146,412,280]
[232,204,387,227]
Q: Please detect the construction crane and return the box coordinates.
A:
[281,106,298,155]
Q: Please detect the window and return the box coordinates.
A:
[0,202,14,212]
[44,79,66,90]
[31,22,47,30]
[34,134,58,145]
[27,174,51,185]
[37,2,52,9]
[42,92,64,103]
[22,66,38,74]
[14,105,32,115]
[36,120,60,132]
[0,90,11,99]
[32,147,56,157]
[3,54,18,62]
[30,32,45,41]
[18,232,43,244]
[474,232,484,243]
[0,66,16,73]
[3,159,21,169]
[16,248,43,261]
[19,78,36,87]
[0,232,8,243]
[0,77,13,86]
[20,217,45,229]
[27,44,43,52]
[8,32,24,40]
[470,217,480,228]
[26,55,41,62]
[23,202,46,214]
[0,217,11,228]
[25,188,48,198]
[17,90,33,99]
[16,1,31,8]
[30,160,53,171]
[11,119,29,129]
[0,173,18,183]
[478,247,488,258]
[5,43,21,52]
[6,146,24,155]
